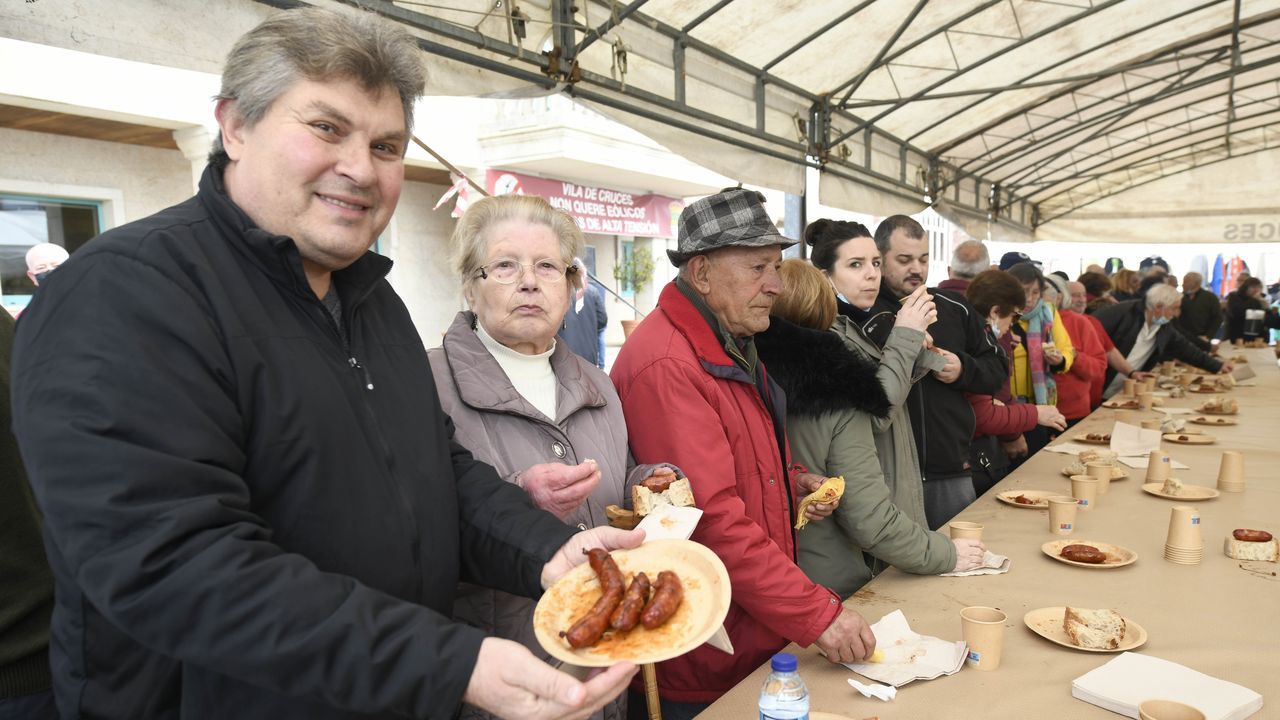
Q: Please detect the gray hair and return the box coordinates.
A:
[211,7,425,161]
[451,194,585,291]
[1145,283,1182,309]
[949,240,990,279]
[1043,273,1070,311]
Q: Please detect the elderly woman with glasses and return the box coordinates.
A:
[427,194,675,720]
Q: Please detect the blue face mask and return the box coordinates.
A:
[1152,315,1171,327]
[836,290,852,305]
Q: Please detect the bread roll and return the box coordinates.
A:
[1063,607,1126,649]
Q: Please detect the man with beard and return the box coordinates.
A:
[866,217,1007,529]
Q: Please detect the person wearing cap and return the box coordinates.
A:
[611,188,877,715]
[866,217,1008,530]
[1095,284,1230,397]
[1177,272,1223,344]
[1139,255,1170,277]
[998,250,1032,271]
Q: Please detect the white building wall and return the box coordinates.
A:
[385,181,464,343]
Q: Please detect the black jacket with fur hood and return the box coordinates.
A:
[756,317,890,422]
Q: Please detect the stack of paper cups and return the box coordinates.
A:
[1145,450,1171,484]
[1216,451,1245,492]
[1164,505,1204,565]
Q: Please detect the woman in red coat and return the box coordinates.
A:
[1044,275,1107,425]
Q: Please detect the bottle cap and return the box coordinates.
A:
[770,652,797,672]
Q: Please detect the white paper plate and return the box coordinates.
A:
[1023,606,1147,653]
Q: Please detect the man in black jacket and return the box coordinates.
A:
[1095,283,1230,397]
[10,8,636,720]
[869,217,1008,530]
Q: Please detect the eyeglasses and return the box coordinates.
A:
[476,257,576,285]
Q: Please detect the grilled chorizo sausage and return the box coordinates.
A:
[1060,544,1107,564]
[609,572,651,631]
[561,549,625,648]
[640,570,683,630]
[1234,529,1274,542]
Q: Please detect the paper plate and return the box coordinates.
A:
[1041,540,1138,569]
[995,490,1059,508]
[1188,386,1224,394]
[1060,466,1129,480]
[1142,482,1220,501]
[532,539,730,667]
[1196,405,1238,416]
[1073,434,1112,445]
[1102,399,1142,410]
[1162,433,1216,445]
[1189,416,1237,426]
[1023,607,1147,653]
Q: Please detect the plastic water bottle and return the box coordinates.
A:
[758,652,809,720]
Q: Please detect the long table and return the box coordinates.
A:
[698,346,1278,719]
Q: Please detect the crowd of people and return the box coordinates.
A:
[2,6,1277,720]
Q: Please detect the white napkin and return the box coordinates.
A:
[1118,455,1190,470]
[635,504,703,543]
[847,678,896,702]
[1072,652,1264,720]
[1110,422,1162,456]
[939,551,1009,577]
[1045,442,1101,456]
[840,609,967,687]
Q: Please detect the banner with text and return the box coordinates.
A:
[486,169,681,238]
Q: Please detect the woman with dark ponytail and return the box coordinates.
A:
[799,219,939,528]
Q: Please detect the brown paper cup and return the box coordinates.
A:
[1142,378,1157,393]
[949,521,984,540]
[1138,699,1206,720]
[1070,475,1099,511]
[1216,451,1244,491]
[1123,379,1137,396]
[1138,392,1155,410]
[1146,450,1171,483]
[1166,505,1203,549]
[960,606,1006,671]
[1085,461,1113,493]
[1178,373,1194,387]
[1048,496,1078,535]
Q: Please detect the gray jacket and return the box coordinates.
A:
[831,316,931,528]
[428,312,669,720]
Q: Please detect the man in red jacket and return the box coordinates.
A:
[1046,275,1107,423]
[611,189,875,718]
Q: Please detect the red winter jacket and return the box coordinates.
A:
[610,283,841,703]
[967,392,1037,440]
[1082,312,1115,408]
[1056,310,1107,419]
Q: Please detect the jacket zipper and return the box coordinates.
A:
[310,296,422,574]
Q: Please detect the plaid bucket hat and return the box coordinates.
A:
[666,188,795,266]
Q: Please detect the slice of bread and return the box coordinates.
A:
[1161,477,1183,495]
[1224,537,1280,562]
[1063,607,1126,649]
[631,478,695,516]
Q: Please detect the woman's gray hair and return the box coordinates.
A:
[1145,282,1182,309]
[1044,273,1071,311]
[451,195,585,290]
[211,7,425,161]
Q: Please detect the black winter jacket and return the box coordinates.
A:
[11,165,576,720]
[858,284,1007,478]
[1093,300,1224,387]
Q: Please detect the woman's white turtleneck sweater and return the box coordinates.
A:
[475,321,559,420]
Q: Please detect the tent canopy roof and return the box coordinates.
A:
[318,0,1280,241]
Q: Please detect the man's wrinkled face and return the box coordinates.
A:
[1067,282,1087,313]
[881,230,929,297]
[690,244,784,337]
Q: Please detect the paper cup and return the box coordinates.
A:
[1123,378,1137,396]
[1138,392,1155,410]
[1139,699,1206,720]
[949,521,984,540]
[1165,505,1203,549]
[1047,496,1078,535]
[1178,373,1194,387]
[1216,451,1244,491]
[1145,451,1171,483]
[960,606,1006,671]
[1085,461,1113,494]
[1070,475,1099,511]
[1142,377,1157,393]
[1141,419,1162,430]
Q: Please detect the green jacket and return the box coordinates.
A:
[757,317,956,598]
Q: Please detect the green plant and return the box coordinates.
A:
[613,248,655,294]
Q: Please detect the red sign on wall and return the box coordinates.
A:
[486,169,682,238]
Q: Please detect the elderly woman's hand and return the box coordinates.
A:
[950,539,987,573]
[517,461,601,519]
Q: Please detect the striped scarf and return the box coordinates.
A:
[1025,300,1056,404]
